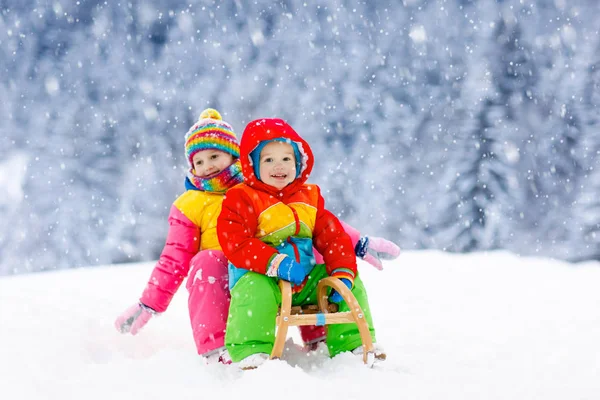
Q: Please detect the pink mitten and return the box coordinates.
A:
[114,303,157,335]
[355,236,401,270]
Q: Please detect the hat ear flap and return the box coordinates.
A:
[250,141,268,181]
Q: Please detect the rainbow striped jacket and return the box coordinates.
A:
[217,118,357,291]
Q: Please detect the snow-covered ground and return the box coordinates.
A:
[1,250,599,400]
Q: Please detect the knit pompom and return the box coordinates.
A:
[199,108,222,121]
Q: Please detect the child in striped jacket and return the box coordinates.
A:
[217,117,390,369]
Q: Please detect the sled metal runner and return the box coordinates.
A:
[271,276,375,365]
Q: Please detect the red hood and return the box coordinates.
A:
[240,118,314,196]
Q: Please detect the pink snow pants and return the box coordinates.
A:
[185,250,328,355]
[186,250,230,355]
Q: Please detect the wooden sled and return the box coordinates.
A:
[270,276,375,365]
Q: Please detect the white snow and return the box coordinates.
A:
[1,250,599,400]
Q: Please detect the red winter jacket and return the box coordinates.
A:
[217,118,357,288]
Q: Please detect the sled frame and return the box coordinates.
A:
[270,276,374,364]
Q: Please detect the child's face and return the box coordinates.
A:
[192,149,235,178]
[258,141,296,189]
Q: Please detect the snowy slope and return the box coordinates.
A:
[1,250,599,400]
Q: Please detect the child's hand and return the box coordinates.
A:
[355,236,401,270]
[114,302,157,335]
[329,278,352,304]
[276,256,306,285]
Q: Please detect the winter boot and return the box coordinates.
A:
[303,335,327,352]
[352,343,386,367]
[238,353,269,370]
[202,346,232,365]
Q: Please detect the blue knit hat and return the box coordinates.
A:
[249,138,302,181]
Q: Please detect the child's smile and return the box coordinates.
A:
[269,172,290,184]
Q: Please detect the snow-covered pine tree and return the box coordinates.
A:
[572,53,600,261]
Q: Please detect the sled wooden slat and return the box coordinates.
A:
[283,311,360,326]
[270,277,374,364]
[290,304,338,314]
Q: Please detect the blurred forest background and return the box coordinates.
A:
[1,0,599,275]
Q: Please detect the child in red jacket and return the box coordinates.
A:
[218,118,386,369]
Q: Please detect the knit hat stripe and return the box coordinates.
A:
[187,124,236,140]
[187,129,237,146]
[187,140,240,158]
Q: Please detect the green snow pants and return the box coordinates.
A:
[225,264,377,362]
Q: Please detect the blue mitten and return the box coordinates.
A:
[329,278,352,304]
[276,256,307,285]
